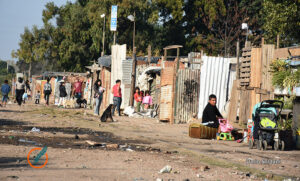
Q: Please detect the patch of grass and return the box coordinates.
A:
[176,147,292,180]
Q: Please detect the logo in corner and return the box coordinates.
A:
[27,146,48,169]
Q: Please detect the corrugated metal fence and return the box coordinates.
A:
[175,69,201,123]
[198,56,232,118]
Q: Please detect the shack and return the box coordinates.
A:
[31,72,90,105]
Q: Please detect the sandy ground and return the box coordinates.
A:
[0,103,299,181]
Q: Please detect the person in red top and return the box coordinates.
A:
[73,78,83,99]
[111,79,122,116]
[134,87,142,112]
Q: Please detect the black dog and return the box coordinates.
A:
[76,98,87,108]
[100,104,114,122]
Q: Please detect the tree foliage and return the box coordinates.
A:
[13,0,300,73]
[262,0,300,46]
[270,59,300,90]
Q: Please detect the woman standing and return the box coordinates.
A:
[94,80,105,116]
[15,77,25,106]
[58,81,67,108]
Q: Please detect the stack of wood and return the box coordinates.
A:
[240,47,251,86]
[228,41,275,125]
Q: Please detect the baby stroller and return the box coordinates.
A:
[249,100,284,151]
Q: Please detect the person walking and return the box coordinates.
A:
[58,81,67,108]
[44,78,52,106]
[1,80,11,107]
[15,77,25,106]
[111,79,122,116]
[93,79,105,116]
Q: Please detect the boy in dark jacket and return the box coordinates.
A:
[202,94,223,128]
[1,80,11,107]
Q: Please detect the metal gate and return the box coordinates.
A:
[175,69,201,123]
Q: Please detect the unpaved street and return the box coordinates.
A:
[0,103,299,181]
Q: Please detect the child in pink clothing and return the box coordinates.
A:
[142,91,152,110]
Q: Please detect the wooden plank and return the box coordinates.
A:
[240,74,250,78]
[239,90,251,125]
[255,88,269,95]
[240,78,250,81]
[261,45,275,91]
[241,57,251,62]
[241,62,251,67]
[240,68,251,72]
[242,51,252,57]
[250,48,262,88]
[228,80,239,123]
[242,47,252,52]
[289,47,300,57]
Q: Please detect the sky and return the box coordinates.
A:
[0,0,74,61]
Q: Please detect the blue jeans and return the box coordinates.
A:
[112,97,122,116]
[75,92,82,99]
[94,95,103,115]
[2,94,8,102]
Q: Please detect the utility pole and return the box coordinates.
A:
[101,14,106,56]
[129,11,136,106]
[236,40,240,80]
[113,32,116,45]
[147,45,151,65]
[276,34,280,49]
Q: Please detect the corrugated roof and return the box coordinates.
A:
[98,55,111,68]
[42,71,86,77]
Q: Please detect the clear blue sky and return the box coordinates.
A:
[0,0,74,61]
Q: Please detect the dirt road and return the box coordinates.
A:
[0,103,299,181]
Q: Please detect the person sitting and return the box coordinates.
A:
[202,94,223,130]
[142,90,153,110]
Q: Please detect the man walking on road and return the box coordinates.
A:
[111,79,122,116]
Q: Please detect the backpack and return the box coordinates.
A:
[44,83,52,92]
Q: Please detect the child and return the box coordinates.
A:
[142,90,153,110]
[35,91,41,104]
[22,92,28,104]
[134,87,142,112]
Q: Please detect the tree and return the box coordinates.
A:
[184,0,252,56]
[13,0,300,73]
[12,26,48,76]
[262,0,300,46]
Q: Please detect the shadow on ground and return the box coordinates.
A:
[0,121,154,151]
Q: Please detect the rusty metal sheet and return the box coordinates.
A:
[175,69,201,123]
